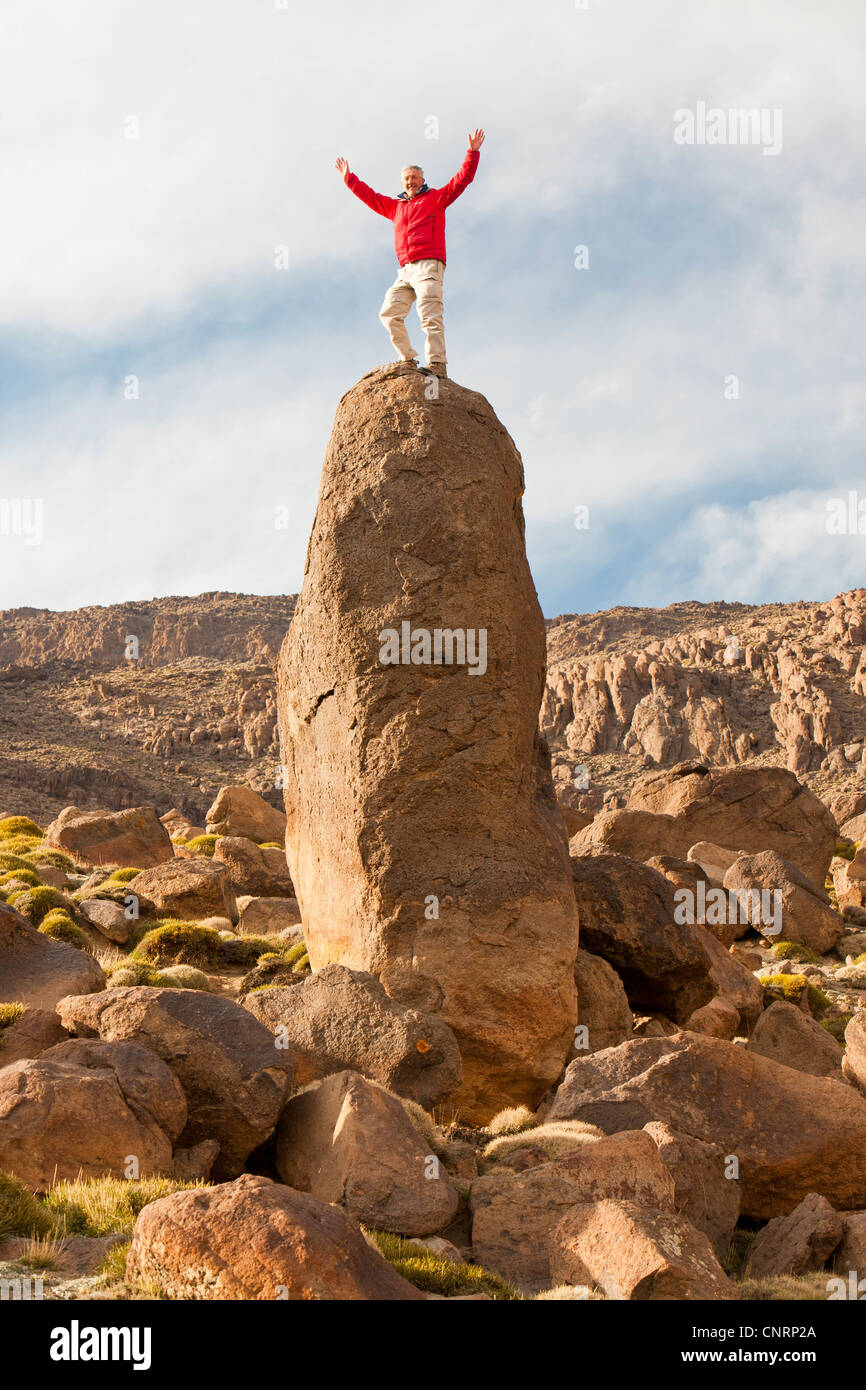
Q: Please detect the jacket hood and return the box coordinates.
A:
[397,184,430,200]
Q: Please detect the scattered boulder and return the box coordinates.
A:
[125,1173,424,1300]
[275,1071,458,1236]
[685,996,739,1039]
[275,368,580,1123]
[722,850,843,953]
[747,1000,844,1078]
[243,963,461,1109]
[547,1033,866,1218]
[125,859,238,924]
[213,836,294,897]
[572,950,634,1054]
[843,1010,866,1094]
[205,786,287,844]
[44,805,173,868]
[549,1199,737,1300]
[746,1192,844,1278]
[0,1055,174,1188]
[570,809,682,863]
[78,898,132,944]
[469,1129,675,1293]
[56,986,293,1179]
[0,1007,68,1063]
[41,1038,187,1140]
[643,1121,740,1261]
[627,763,836,889]
[0,900,105,1011]
[695,925,765,1033]
[237,895,302,936]
[569,853,714,1021]
[835,1211,866,1276]
[160,808,205,842]
[687,841,740,888]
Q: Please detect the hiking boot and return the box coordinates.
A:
[423,361,447,378]
[401,357,420,368]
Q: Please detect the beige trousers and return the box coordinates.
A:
[379,258,446,364]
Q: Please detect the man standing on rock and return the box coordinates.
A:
[334,129,485,378]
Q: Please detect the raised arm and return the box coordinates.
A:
[441,129,484,207]
[334,155,398,219]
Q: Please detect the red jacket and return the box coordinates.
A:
[344,149,480,266]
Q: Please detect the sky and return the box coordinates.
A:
[0,0,864,619]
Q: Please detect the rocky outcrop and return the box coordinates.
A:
[747,1000,844,1077]
[125,859,238,923]
[745,1193,843,1279]
[205,786,287,843]
[56,986,293,1179]
[275,366,578,1122]
[547,1034,866,1219]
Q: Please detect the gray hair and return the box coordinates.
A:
[401,164,424,177]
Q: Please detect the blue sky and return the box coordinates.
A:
[0,0,863,617]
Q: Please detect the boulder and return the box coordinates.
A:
[695,925,764,1033]
[125,1173,424,1300]
[843,1010,866,1094]
[569,853,713,1021]
[747,1000,844,1077]
[78,898,132,944]
[243,963,461,1109]
[572,950,634,1054]
[205,786,287,844]
[160,808,205,841]
[627,763,836,889]
[643,1121,740,1261]
[547,1033,866,1218]
[840,811,866,843]
[56,986,293,1179]
[275,1070,458,1236]
[125,859,238,924]
[745,1192,844,1279]
[0,900,105,1011]
[0,1056,174,1188]
[569,809,683,863]
[835,1211,866,1276]
[549,1199,737,1300]
[686,841,740,888]
[722,850,843,953]
[213,836,294,897]
[41,1038,187,1141]
[685,996,739,1039]
[469,1129,675,1293]
[237,895,302,936]
[44,805,173,868]
[0,1007,68,1064]
[275,367,579,1123]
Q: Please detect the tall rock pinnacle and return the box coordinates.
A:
[276,363,579,1121]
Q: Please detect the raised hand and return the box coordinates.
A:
[468,128,485,151]
[334,156,349,177]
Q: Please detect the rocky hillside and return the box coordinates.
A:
[2,587,866,826]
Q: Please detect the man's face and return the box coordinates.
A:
[401,167,424,197]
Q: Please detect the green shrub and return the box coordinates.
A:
[737,1272,831,1300]
[0,1002,26,1037]
[0,816,43,840]
[0,835,44,856]
[0,851,34,874]
[155,964,210,990]
[257,841,283,850]
[835,838,857,862]
[97,1238,132,1288]
[7,885,75,925]
[134,922,226,969]
[484,1120,604,1165]
[281,941,308,966]
[761,973,831,1018]
[106,960,164,988]
[771,941,818,964]
[855,953,866,966]
[0,1171,58,1239]
[0,867,43,890]
[104,866,142,884]
[22,848,77,873]
[45,1176,207,1237]
[486,1105,538,1137]
[180,835,219,858]
[821,1013,852,1045]
[367,1230,520,1300]
[219,933,273,967]
[39,913,93,953]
